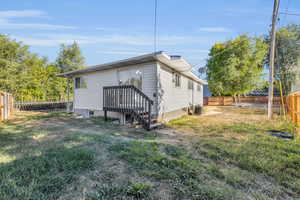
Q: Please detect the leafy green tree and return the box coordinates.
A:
[55,42,85,72]
[265,24,300,94]
[206,35,268,100]
[0,34,29,96]
[0,34,69,102]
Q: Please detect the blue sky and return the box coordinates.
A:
[1,0,300,69]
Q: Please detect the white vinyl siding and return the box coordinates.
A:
[157,63,203,115]
[73,62,157,114]
[73,60,203,118]
[74,69,118,110]
[141,63,158,114]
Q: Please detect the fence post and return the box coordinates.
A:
[291,95,294,122]
[0,93,3,121]
[294,95,298,125]
[287,96,290,119]
[297,95,300,126]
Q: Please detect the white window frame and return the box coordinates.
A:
[172,72,181,88]
[75,77,87,89]
[188,80,194,90]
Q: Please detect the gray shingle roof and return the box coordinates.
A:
[57,51,207,85]
[57,51,162,77]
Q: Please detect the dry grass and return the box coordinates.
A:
[167,106,300,199]
[0,108,299,200]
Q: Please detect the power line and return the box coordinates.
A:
[278,0,289,27]
[154,0,158,53]
[280,12,300,16]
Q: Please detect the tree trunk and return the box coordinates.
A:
[233,94,237,105]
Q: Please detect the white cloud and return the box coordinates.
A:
[0,10,46,18]
[13,33,223,47]
[0,9,77,30]
[198,27,233,33]
[0,23,77,30]
[13,34,151,47]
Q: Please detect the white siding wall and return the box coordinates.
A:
[74,69,118,110]
[141,62,158,114]
[73,61,203,118]
[73,62,157,113]
[157,63,203,115]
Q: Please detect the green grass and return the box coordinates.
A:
[0,147,95,200]
[110,141,242,199]
[202,135,300,191]
[87,182,152,200]
[167,108,300,197]
[21,112,73,120]
[0,108,299,199]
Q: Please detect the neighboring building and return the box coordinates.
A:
[58,51,207,129]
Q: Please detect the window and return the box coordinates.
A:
[197,84,201,91]
[75,77,87,89]
[188,80,194,90]
[173,73,181,87]
[118,68,142,90]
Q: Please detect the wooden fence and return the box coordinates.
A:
[0,92,13,121]
[204,96,282,106]
[287,92,300,126]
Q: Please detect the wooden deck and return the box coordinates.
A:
[103,85,153,130]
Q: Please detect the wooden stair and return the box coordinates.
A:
[103,85,155,130]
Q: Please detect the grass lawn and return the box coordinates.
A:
[0,107,299,199]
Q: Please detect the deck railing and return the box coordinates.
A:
[103,85,153,129]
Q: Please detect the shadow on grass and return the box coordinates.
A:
[0,146,95,200]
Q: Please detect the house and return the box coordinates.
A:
[57,51,207,129]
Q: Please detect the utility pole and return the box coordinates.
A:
[268,0,280,119]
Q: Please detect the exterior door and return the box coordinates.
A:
[117,67,143,106]
[118,67,142,90]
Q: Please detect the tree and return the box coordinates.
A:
[55,42,85,72]
[0,34,29,96]
[265,24,300,94]
[0,34,68,101]
[206,35,268,100]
